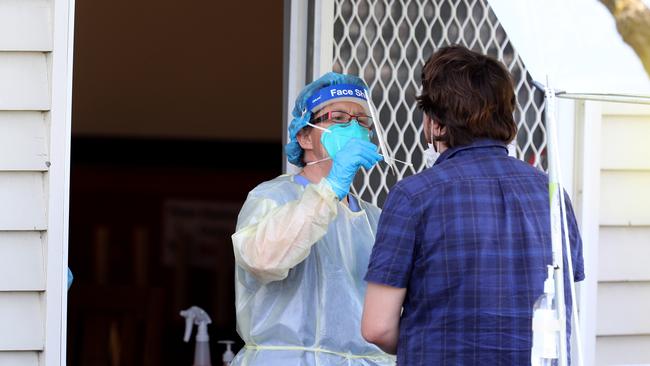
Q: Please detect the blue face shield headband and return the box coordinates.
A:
[306,84,370,115]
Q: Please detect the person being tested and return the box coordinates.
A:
[230,72,394,365]
[361,46,585,365]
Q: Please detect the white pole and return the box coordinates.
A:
[545,84,586,366]
[282,0,309,175]
[543,80,569,366]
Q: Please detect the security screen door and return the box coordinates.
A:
[290,0,547,206]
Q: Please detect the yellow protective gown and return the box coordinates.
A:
[231,174,394,365]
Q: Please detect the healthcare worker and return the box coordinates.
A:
[230,72,394,365]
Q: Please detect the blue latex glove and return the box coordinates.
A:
[67,267,73,290]
[326,138,383,200]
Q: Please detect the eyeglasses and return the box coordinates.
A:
[310,111,373,129]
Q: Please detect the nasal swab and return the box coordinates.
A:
[379,155,412,167]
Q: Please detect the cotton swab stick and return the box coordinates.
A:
[378,155,412,167]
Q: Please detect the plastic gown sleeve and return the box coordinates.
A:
[232,179,338,284]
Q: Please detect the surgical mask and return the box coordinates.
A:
[307,121,371,159]
[423,119,441,169]
[423,143,440,168]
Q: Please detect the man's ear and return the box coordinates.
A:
[430,118,445,137]
[297,129,313,150]
[436,123,447,137]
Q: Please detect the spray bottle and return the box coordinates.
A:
[531,266,560,366]
[218,340,235,366]
[180,306,213,366]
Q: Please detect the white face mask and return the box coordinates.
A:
[423,117,441,169]
[424,143,440,168]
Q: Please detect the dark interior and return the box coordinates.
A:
[66,1,284,365]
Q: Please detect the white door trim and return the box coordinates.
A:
[282,0,334,174]
[572,100,602,366]
[44,0,75,363]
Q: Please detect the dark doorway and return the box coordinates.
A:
[66,1,284,365]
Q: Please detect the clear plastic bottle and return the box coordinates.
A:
[180,306,213,366]
[531,266,560,366]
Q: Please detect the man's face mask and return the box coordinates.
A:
[423,116,441,168]
[424,143,441,168]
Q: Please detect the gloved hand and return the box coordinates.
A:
[67,267,74,290]
[326,138,383,200]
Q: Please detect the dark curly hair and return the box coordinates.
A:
[417,46,517,148]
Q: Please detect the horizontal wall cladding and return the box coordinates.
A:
[0,52,49,110]
[0,172,46,230]
[0,351,39,366]
[0,0,51,51]
[596,281,650,336]
[0,1,55,365]
[0,292,44,350]
[596,101,650,366]
[601,114,650,171]
[0,232,45,291]
[0,112,48,171]
[599,226,650,282]
[600,170,650,226]
[596,335,650,366]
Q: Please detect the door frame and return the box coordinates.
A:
[44,0,75,363]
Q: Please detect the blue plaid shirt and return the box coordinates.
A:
[365,139,585,365]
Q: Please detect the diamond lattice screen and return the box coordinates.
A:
[332,0,547,207]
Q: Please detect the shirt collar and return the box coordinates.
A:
[434,138,509,166]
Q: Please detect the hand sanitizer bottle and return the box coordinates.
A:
[218,340,235,366]
[531,266,560,366]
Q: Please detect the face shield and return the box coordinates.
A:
[363,90,412,175]
[301,83,412,175]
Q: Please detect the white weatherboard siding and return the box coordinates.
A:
[0,232,45,291]
[599,227,650,282]
[601,114,650,171]
[596,282,650,335]
[0,112,48,171]
[0,292,44,350]
[0,52,50,110]
[0,172,47,230]
[0,0,73,363]
[600,171,650,226]
[0,0,51,51]
[595,103,650,366]
[596,335,650,366]
[0,352,39,366]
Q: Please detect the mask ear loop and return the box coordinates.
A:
[428,116,444,153]
[429,118,438,152]
[306,122,332,134]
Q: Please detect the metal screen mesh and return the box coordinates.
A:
[332,0,547,206]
